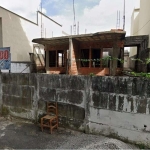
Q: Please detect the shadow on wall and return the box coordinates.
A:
[1,9,34,62]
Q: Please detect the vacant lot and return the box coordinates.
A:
[0,117,138,149]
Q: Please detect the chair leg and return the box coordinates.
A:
[41,118,43,132]
[50,120,52,134]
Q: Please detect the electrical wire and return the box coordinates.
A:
[133,19,150,35]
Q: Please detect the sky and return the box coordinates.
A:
[0,0,140,36]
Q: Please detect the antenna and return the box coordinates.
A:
[123,0,125,30]
[77,21,79,35]
[71,25,72,35]
[41,0,43,38]
[119,11,120,28]
[116,10,120,29]
[73,0,76,35]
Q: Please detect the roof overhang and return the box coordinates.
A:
[32,30,126,46]
[124,35,149,47]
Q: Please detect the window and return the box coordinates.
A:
[49,51,56,67]
[81,49,89,67]
[92,49,100,67]
[102,48,112,67]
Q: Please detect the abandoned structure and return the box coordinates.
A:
[129,0,150,72]
[33,30,126,76]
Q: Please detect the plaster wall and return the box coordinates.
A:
[0,7,62,62]
[130,0,150,57]
[130,10,139,57]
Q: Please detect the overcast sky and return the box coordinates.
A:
[0,0,140,36]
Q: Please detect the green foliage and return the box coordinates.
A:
[130,72,150,78]
[77,56,125,64]
[131,58,150,65]
[89,73,95,77]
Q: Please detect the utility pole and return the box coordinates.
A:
[123,0,125,30]
[73,0,76,35]
[41,0,43,38]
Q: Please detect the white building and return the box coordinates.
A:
[0,6,62,73]
[130,0,150,57]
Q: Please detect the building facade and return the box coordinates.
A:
[130,0,150,57]
[33,30,126,76]
[0,6,62,73]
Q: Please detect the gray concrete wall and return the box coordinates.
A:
[0,73,150,146]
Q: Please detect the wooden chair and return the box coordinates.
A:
[40,102,58,134]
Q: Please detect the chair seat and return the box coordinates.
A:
[42,115,57,120]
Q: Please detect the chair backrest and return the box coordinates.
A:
[47,102,58,116]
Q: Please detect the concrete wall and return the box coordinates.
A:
[0,7,62,62]
[1,74,150,146]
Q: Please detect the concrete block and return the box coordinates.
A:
[38,100,46,111]
[11,96,22,107]
[58,103,68,117]
[147,80,150,98]
[109,94,116,111]
[10,84,22,96]
[118,77,128,94]
[29,74,37,87]
[2,84,10,94]
[132,78,147,96]
[68,90,83,104]
[118,95,124,111]
[1,74,10,84]
[137,97,147,114]
[21,97,32,109]
[17,74,29,85]
[3,95,13,106]
[92,76,102,91]
[22,86,32,98]
[100,93,109,109]
[39,88,57,101]
[92,92,101,107]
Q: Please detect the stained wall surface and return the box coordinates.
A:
[1,74,150,146]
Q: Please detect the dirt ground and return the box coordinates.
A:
[0,116,139,149]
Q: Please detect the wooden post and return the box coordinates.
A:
[45,47,49,73]
[100,47,103,68]
[56,50,57,67]
[89,46,91,68]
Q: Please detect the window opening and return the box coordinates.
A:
[92,49,100,67]
[81,49,89,67]
[49,51,56,67]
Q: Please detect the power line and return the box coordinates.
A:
[133,19,150,35]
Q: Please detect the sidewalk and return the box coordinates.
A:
[0,116,139,149]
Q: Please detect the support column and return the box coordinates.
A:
[56,50,57,67]
[45,48,49,73]
[135,45,141,72]
[69,39,78,75]
[110,42,120,76]
[100,47,103,68]
[89,46,91,68]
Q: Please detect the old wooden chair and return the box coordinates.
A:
[40,102,58,134]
